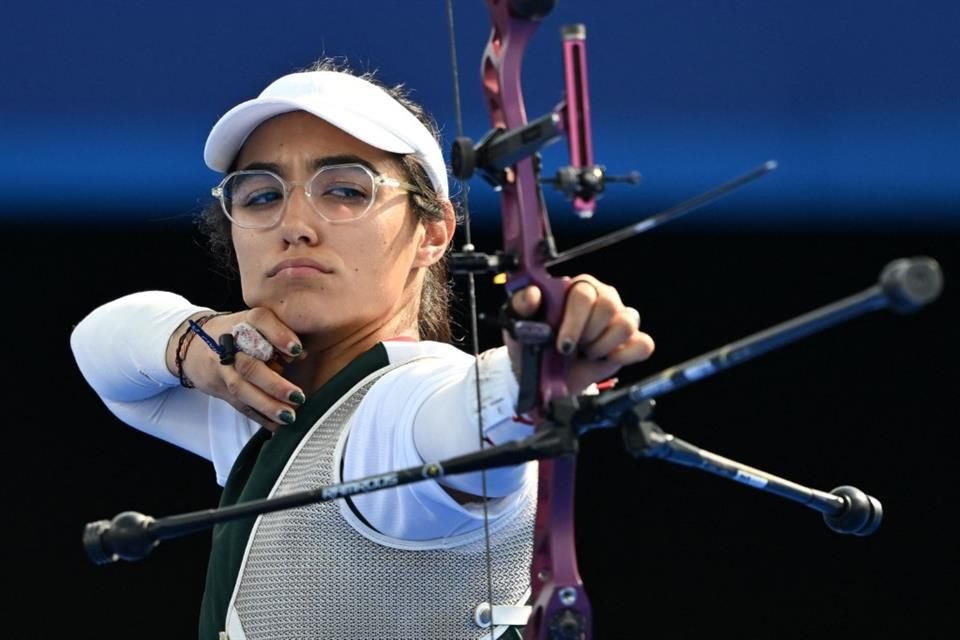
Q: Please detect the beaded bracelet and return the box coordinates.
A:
[175,312,230,388]
[188,318,238,365]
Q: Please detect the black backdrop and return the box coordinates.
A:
[3,0,958,636]
[4,218,956,639]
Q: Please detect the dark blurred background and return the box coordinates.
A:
[3,1,957,638]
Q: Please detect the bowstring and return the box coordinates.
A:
[445,1,496,638]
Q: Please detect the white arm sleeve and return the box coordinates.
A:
[70,291,258,483]
[412,346,532,497]
[70,291,208,399]
[345,344,534,540]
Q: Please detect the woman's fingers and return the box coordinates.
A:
[509,277,614,349]
[505,275,655,395]
[243,307,304,358]
[181,307,306,428]
[604,329,656,365]
[231,352,305,404]
[509,285,542,318]
[513,276,633,357]
[578,304,646,360]
[559,277,621,352]
[231,402,280,431]
[221,353,303,426]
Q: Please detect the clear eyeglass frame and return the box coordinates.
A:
[211,162,423,229]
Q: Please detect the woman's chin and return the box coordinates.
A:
[257,294,399,342]
[266,300,334,335]
[282,314,334,337]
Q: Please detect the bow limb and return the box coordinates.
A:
[479,2,591,638]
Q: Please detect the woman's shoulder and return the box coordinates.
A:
[381,339,475,366]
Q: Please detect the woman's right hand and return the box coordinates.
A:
[167,307,306,430]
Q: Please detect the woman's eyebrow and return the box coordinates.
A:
[238,161,283,173]
[237,155,381,175]
[311,154,379,173]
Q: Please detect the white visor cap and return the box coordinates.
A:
[204,70,449,198]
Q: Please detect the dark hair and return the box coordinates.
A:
[198,57,456,343]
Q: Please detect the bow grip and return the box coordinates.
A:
[505,272,570,417]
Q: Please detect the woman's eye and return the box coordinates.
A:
[243,189,283,207]
[322,184,368,201]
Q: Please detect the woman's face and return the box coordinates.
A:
[230,111,449,341]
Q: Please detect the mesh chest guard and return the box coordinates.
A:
[224,368,535,639]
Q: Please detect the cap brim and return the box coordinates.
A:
[202,70,449,197]
[204,98,417,172]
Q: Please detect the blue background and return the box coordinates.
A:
[3,0,958,229]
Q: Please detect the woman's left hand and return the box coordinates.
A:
[504,274,655,396]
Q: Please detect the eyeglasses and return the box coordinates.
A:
[211,163,422,229]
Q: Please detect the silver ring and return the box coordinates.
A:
[569,279,600,299]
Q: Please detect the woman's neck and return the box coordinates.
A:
[284,319,419,393]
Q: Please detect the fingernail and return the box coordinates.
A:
[278,409,296,424]
[288,390,306,405]
[559,338,575,355]
[288,342,303,356]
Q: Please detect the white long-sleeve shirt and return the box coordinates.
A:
[70,291,535,540]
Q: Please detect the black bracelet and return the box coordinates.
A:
[175,322,200,388]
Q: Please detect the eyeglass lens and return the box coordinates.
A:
[222,165,377,226]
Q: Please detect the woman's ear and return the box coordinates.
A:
[415,201,456,267]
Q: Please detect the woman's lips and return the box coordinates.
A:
[267,258,334,277]
[275,266,326,277]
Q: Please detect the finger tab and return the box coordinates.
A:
[232,322,275,361]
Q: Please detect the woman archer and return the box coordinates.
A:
[71,58,654,639]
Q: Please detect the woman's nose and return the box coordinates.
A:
[279,185,320,245]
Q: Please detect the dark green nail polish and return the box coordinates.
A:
[560,338,575,355]
[288,390,306,405]
[278,409,296,424]
[289,343,303,356]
